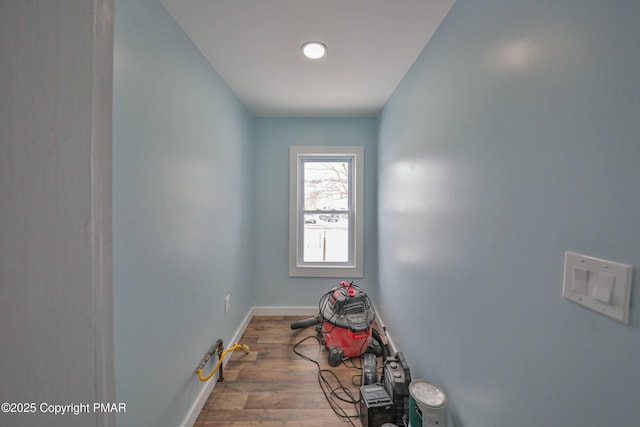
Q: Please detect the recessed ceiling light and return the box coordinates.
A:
[301,41,327,59]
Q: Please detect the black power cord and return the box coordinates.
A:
[293,335,361,426]
[293,282,379,425]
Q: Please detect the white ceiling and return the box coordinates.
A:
[160,0,455,117]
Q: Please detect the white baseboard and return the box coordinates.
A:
[373,307,398,357]
[179,308,253,427]
[251,306,317,316]
[180,306,317,427]
[181,305,394,427]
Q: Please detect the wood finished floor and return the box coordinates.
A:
[193,315,375,427]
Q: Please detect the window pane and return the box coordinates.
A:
[303,213,349,262]
[289,146,363,277]
[303,161,349,211]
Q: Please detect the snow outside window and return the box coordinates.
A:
[289,146,364,277]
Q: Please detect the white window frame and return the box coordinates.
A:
[289,146,364,278]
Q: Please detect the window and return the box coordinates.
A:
[289,146,364,277]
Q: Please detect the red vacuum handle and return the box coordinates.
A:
[340,280,356,296]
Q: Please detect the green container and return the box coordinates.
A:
[408,379,448,427]
[408,392,420,427]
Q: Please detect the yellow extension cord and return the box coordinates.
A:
[196,343,250,382]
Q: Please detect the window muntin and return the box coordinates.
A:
[301,159,351,263]
[289,146,363,278]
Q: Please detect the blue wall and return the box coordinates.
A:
[378,1,640,426]
[112,1,640,426]
[253,118,379,306]
[113,1,254,426]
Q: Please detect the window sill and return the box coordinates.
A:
[288,265,363,278]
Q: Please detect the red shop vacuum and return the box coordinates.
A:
[291,281,381,366]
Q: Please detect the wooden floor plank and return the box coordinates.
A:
[193,315,377,427]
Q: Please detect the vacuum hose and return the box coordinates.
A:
[371,328,390,361]
[195,343,249,382]
[290,315,320,330]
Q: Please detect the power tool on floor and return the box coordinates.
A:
[382,352,412,426]
[290,281,381,366]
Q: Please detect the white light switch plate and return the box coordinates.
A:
[562,251,633,324]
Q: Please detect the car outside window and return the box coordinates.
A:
[289,146,364,277]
